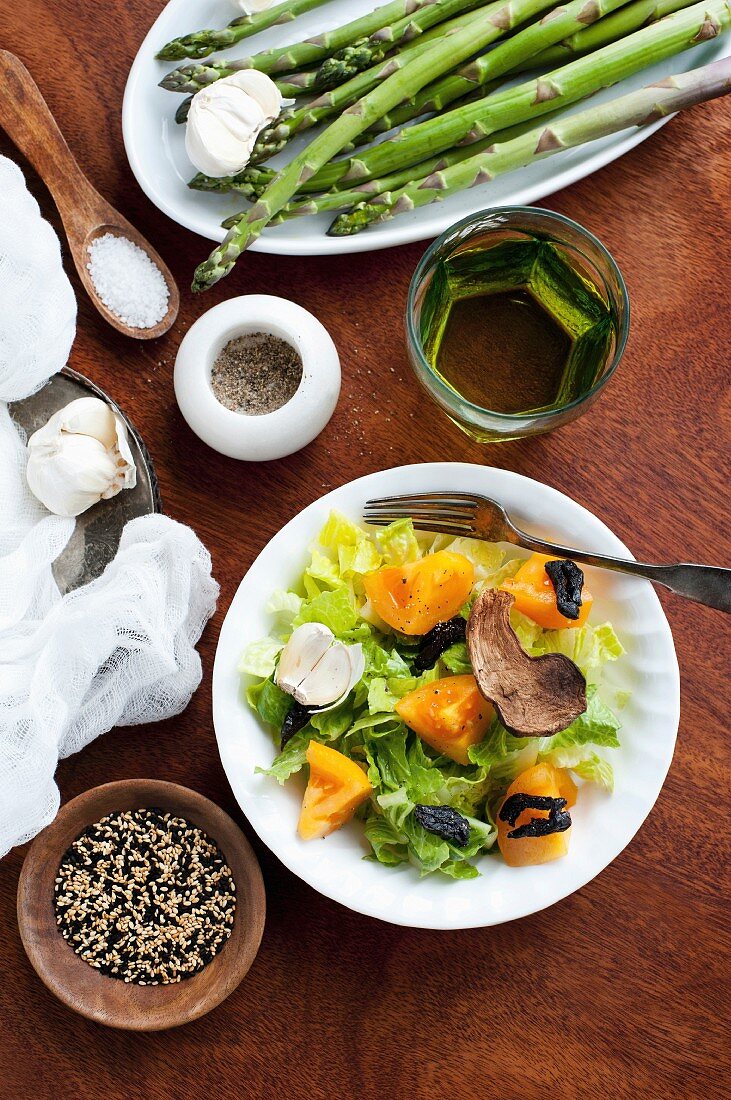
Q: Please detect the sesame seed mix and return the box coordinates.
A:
[53,809,236,985]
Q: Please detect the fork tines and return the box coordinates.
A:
[363,492,479,536]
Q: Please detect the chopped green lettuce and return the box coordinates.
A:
[544,686,621,752]
[238,638,283,678]
[571,753,614,792]
[248,677,291,730]
[440,641,471,674]
[264,589,303,626]
[376,518,421,565]
[443,537,504,579]
[293,586,358,634]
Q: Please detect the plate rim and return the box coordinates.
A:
[212,462,680,929]
[122,0,731,256]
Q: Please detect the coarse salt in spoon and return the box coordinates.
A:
[0,50,179,340]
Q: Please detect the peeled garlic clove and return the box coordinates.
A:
[25,396,137,518]
[185,70,288,178]
[276,622,334,695]
[300,642,365,711]
[294,643,353,707]
[237,0,278,13]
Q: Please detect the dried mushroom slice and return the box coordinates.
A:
[466,589,587,738]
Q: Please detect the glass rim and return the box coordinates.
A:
[405,206,631,424]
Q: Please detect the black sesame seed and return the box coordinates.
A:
[53,808,236,985]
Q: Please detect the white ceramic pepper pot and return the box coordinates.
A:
[174,295,341,461]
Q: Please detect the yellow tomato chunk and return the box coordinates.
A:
[298,741,372,841]
[500,553,593,630]
[396,674,493,765]
[497,762,575,867]
[363,551,474,635]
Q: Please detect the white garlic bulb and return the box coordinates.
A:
[26,397,137,518]
[237,0,279,12]
[276,623,365,711]
[185,70,289,178]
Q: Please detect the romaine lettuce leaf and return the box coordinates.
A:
[571,753,614,792]
[264,589,303,626]
[238,638,283,678]
[443,537,504,579]
[247,677,291,729]
[543,686,621,752]
[539,621,625,680]
[294,586,358,634]
[255,727,311,784]
[305,546,343,590]
[309,700,354,741]
[376,518,421,565]
[440,641,471,674]
[338,538,382,578]
[363,810,408,866]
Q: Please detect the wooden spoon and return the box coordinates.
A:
[0,50,179,340]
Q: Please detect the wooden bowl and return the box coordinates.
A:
[17,780,265,1030]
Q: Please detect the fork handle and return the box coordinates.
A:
[514,533,731,614]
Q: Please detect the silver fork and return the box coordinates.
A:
[363,492,731,614]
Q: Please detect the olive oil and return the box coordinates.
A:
[419,236,619,417]
[436,290,571,414]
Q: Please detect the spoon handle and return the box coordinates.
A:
[514,530,731,613]
[0,51,101,238]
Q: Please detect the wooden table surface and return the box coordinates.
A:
[1,2,729,1097]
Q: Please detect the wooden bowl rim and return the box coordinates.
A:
[17,779,265,1031]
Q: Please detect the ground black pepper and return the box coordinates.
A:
[53,808,236,985]
[210,331,303,415]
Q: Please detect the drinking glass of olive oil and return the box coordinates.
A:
[406,207,629,442]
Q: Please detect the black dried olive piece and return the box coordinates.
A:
[413,804,471,848]
[280,700,312,750]
[544,559,584,620]
[499,792,571,839]
[414,616,467,670]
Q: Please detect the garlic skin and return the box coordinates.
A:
[236,0,278,12]
[26,397,137,518]
[276,623,365,711]
[185,70,288,178]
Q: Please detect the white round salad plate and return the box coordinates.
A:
[213,463,680,929]
[123,1,731,257]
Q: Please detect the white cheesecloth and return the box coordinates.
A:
[0,156,219,856]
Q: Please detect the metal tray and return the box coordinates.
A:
[9,367,161,594]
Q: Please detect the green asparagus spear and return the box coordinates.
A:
[512,0,694,70]
[190,172,264,202]
[330,55,731,233]
[268,137,504,219]
[160,0,450,75]
[360,0,636,137]
[313,0,487,90]
[295,0,731,193]
[200,106,573,208]
[192,0,556,290]
[250,5,491,160]
[157,0,331,61]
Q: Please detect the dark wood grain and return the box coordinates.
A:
[0,1,729,1097]
[17,780,265,1031]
